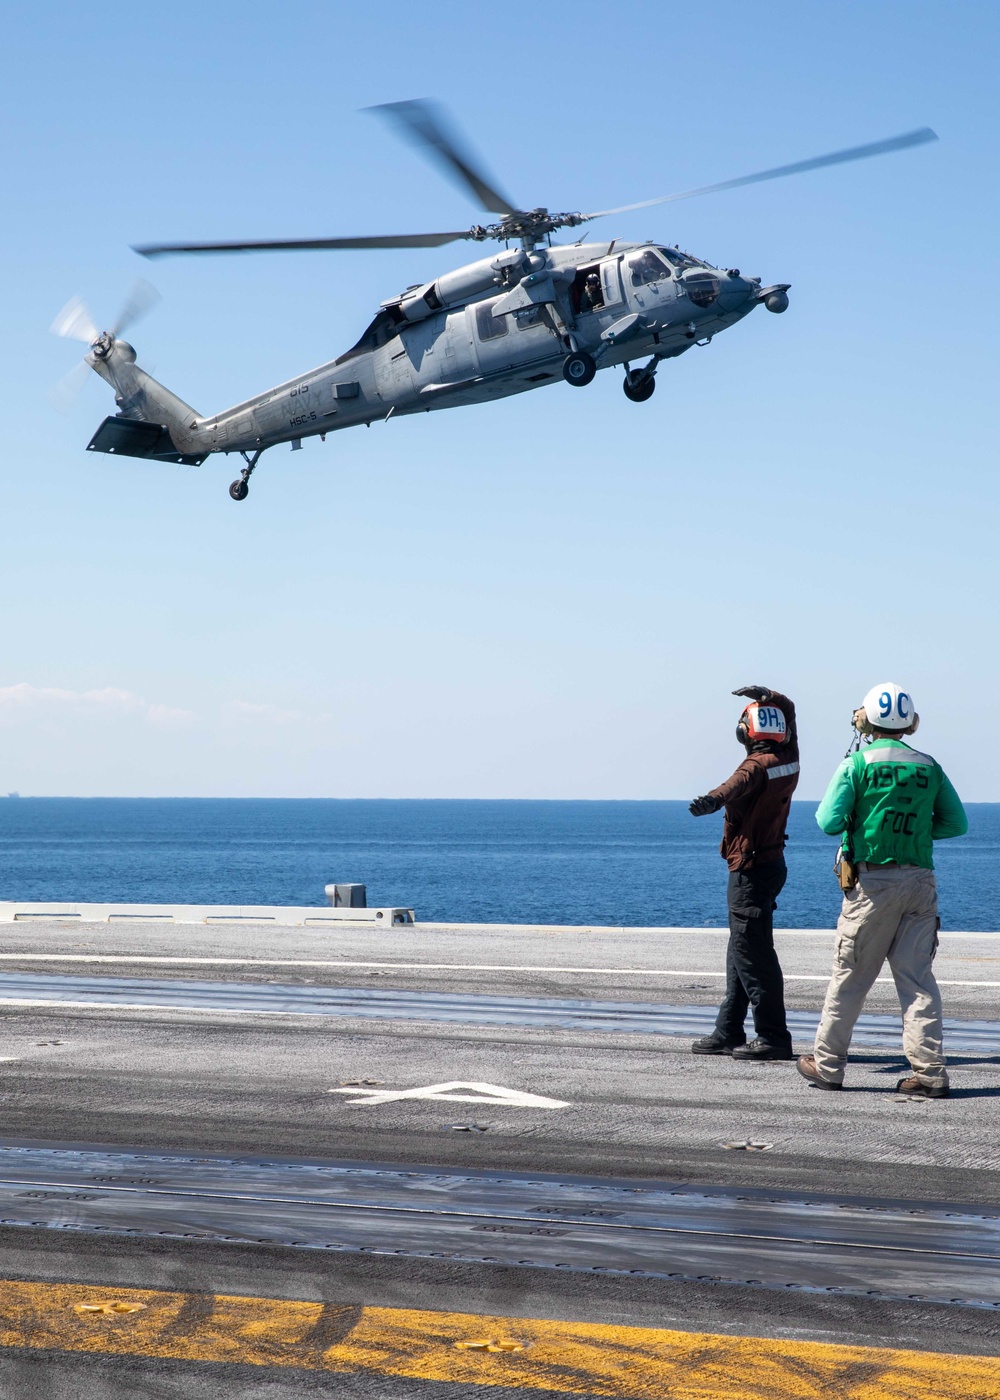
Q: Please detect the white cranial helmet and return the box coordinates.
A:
[860,682,918,732]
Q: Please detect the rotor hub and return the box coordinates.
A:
[469,208,587,248]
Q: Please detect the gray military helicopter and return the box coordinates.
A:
[53,102,936,501]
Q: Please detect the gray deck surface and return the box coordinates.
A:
[1,918,998,1396]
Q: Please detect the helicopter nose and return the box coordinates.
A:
[717,270,755,312]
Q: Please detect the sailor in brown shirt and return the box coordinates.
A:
[688,685,800,1060]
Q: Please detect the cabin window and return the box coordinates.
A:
[476,300,508,340]
[685,273,721,307]
[600,258,624,308]
[628,250,672,286]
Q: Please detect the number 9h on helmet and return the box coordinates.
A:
[855,682,919,735]
[736,702,789,748]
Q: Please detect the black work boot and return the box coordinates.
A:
[731,1037,795,1062]
[692,1035,746,1056]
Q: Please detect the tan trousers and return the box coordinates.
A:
[813,864,947,1088]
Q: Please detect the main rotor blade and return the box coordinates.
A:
[134,231,474,258]
[585,127,938,220]
[367,99,515,215]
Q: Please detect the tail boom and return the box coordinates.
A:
[86,338,210,465]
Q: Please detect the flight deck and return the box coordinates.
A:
[0,912,997,1397]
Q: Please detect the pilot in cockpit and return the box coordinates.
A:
[629,250,671,285]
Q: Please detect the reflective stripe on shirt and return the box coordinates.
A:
[767,762,800,780]
[861,747,934,766]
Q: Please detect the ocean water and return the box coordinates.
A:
[0,799,997,930]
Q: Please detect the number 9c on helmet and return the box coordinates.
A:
[854,681,920,735]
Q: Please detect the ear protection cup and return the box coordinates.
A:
[853,705,920,737]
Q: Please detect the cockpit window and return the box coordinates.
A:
[628,250,672,285]
[659,246,700,270]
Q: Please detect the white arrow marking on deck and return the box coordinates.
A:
[329,1080,570,1108]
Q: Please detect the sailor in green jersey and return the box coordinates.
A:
[812,740,966,870]
[798,682,968,1099]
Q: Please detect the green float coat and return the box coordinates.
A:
[816,738,967,869]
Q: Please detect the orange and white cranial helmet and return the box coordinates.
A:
[739,702,789,745]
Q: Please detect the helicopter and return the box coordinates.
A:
[53,101,937,502]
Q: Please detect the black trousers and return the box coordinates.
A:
[714,858,792,1049]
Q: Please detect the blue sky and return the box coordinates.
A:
[0,1,997,798]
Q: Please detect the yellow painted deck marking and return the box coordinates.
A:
[0,1278,996,1396]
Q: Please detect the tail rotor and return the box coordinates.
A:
[49,280,160,412]
[50,359,94,415]
[50,295,100,346]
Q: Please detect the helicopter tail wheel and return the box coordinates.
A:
[229,447,264,501]
[623,372,656,403]
[562,350,596,387]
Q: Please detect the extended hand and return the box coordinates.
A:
[732,685,771,702]
[689,794,722,817]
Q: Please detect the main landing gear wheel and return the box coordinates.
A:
[562,350,596,387]
[623,373,656,403]
[229,479,249,501]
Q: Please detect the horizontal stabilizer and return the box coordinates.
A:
[86,416,208,466]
